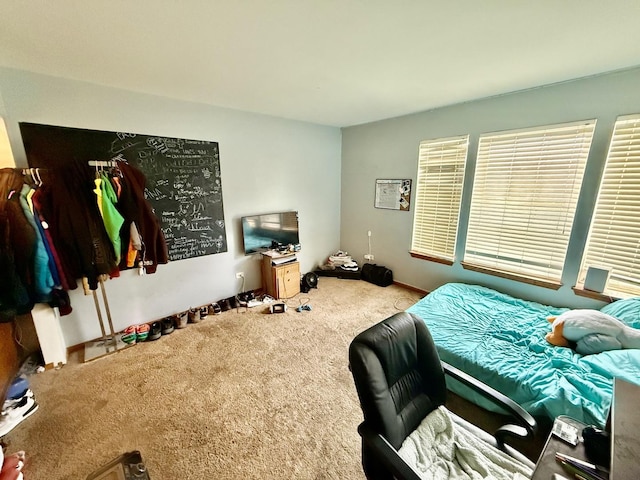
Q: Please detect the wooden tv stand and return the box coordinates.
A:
[261,251,300,299]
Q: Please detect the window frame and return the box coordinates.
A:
[463,120,596,286]
[410,135,469,264]
[579,114,640,298]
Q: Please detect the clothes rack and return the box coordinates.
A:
[83,277,130,362]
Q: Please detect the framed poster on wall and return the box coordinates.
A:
[374,179,411,211]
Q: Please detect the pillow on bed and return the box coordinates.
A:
[600,298,640,329]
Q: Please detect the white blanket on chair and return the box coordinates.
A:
[397,406,532,480]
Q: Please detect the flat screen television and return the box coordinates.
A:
[241,211,300,255]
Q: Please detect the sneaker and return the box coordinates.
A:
[2,390,34,414]
[188,308,200,324]
[208,303,222,315]
[5,378,29,402]
[147,321,162,341]
[161,317,174,335]
[174,312,188,329]
[0,395,38,437]
[135,324,150,342]
[261,295,276,304]
[199,306,208,320]
[120,325,137,345]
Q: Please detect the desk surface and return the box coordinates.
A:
[531,416,588,480]
[532,378,640,480]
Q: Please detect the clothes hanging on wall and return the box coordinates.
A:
[117,161,168,274]
[0,169,43,321]
[0,162,168,323]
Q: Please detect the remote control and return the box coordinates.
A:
[551,417,580,446]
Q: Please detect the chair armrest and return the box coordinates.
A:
[357,422,422,480]
[442,361,537,444]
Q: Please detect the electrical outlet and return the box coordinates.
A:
[364,254,374,261]
[236,272,244,279]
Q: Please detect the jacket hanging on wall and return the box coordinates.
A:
[116,161,168,274]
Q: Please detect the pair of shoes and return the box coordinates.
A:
[0,391,38,437]
[121,324,150,344]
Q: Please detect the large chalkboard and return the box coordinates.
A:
[19,123,227,260]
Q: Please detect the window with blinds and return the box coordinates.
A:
[464,120,596,284]
[580,115,640,297]
[410,135,468,262]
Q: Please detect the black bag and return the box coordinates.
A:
[361,263,393,287]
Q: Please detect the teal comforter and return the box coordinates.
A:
[406,283,640,426]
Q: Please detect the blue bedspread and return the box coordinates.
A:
[406,283,640,426]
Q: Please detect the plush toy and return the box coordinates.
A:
[545,309,640,355]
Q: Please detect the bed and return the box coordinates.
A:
[406,282,640,427]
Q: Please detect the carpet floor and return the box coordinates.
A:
[3,278,424,479]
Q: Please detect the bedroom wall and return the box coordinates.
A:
[340,66,640,309]
[0,67,342,347]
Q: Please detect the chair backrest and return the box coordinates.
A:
[349,312,447,449]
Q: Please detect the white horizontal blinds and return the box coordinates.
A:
[581,115,640,296]
[465,121,595,281]
[411,135,468,260]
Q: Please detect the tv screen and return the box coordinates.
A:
[241,211,300,254]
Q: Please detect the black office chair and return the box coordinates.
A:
[349,312,537,480]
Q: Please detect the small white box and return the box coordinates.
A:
[584,266,610,293]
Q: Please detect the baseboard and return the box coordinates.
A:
[393,280,429,296]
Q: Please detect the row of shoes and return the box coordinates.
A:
[0,378,38,439]
[119,291,267,344]
[120,304,223,344]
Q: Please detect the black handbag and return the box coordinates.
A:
[361,263,393,287]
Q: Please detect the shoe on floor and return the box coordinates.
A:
[147,321,162,341]
[5,378,29,403]
[188,308,200,323]
[2,390,34,414]
[0,396,38,437]
[161,317,174,335]
[208,303,222,315]
[174,312,188,329]
[135,324,150,342]
[121,325,137,345]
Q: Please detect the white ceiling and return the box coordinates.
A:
[1,1,640,127]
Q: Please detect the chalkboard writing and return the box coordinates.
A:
[19,123,227,261]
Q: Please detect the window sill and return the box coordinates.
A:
[460,262,562,290]
[409,251,454,266]
[572,286,618,303]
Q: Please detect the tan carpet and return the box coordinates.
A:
[3,278,424,479]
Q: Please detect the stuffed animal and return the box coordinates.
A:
[545,309,640,355]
